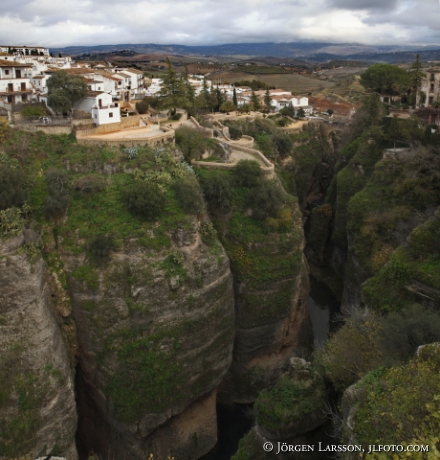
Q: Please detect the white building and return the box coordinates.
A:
[0,46,50,57]
[0,59,33,104]
[73,91,121,125]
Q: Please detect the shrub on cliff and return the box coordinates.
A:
[352,344,440,449]
[175,126,209,162]
[379,305,440,365]
[135,97,149,114]
[233,160,263,188]
[87,234,115,266]
[73,174,106,195]
[248,181,285,220]
[200,173,233,211]
[173,175,204,214]
[124,181,165,221]
[0,165,29,210]
[44,169,71,218]
[314,313,383,391]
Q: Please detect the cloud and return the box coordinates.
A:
[0,0,439,48]
[328,0,398,11]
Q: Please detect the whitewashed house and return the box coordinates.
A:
[0,59,33,104]
[73,91,121,125]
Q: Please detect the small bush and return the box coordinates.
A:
[233,160,263,188]
[87,235,115,266]
[228,125,242,140]
[44,169,71,218]
[379,304,440,364]
[175,127,210,162]
[0,116,9,142]
[73,175,106,195]
[201,173,233,211]
[0,165,28,210]
[172,175,204,214]
[248,181,285,220]
[0,207,24,238]
[171,113,182,121]
[124,181,165,221]
[135,98,149,114]
[314,313,383,390]
[20,105,46,117]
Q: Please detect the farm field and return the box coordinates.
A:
[207,71,336,93]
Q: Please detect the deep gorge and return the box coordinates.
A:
[1,102,440,459]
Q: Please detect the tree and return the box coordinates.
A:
[0,165,28,210]
[264,89,272,112]
[220,100,236,114]
[87,235,115,266]
[159,58,188,116]
[44,169,71,218]
[175,126,209,162]
[248,181,285,220]
[250,90,260,111]
[233,160,263,188]
[360,64,412,95]
[388,115,406,153]
[124,181,165,221]
[135,98,149,114]
[409,54,425,108]
[47,71,88,113]
[297,107,306,118]
[0,116,9,142]
[232,87,238,107]
[173,175,204,214]
[201,173,233,211]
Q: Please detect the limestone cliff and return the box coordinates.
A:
[67,219,235,460]
[0,232,78,459]
[197,167,310,403]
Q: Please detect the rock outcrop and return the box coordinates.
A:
[69,220,235,460]
[0,232,78,459]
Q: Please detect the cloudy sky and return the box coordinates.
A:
[1,0,440,48]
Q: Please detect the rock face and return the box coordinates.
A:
[218,209,311,403]
[0,233,78,459]
[255,358,327,440]
[70,219,235,460]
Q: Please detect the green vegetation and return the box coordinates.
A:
[175,126,211,162]
[360,64,412,95]
[20,105,47,117]
[135,97,149,114]
[255,369,325,435]
[44,169,71,218]
[124,181,165,221]
[352,345,440,449]
[47,70,88,113]
[87,235,115,267]
[232,160,263,188]
[0,165,29,210]
[172,175,204,214]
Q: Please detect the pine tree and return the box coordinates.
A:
[264,89,272,112]
[232,87,238,107]
[409,54,425,108]
[250,90,260,111]
[159,58,188,116]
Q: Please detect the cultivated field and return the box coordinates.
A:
[206,71,335,93]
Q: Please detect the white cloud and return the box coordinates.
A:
[0,0,439,48]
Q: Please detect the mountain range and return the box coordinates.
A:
[50,41,440,62]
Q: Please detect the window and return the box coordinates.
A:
[431,84,435,92]
[109,112,113,118]
[4,69,9,75]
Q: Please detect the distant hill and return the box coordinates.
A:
[50,41,440,63]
